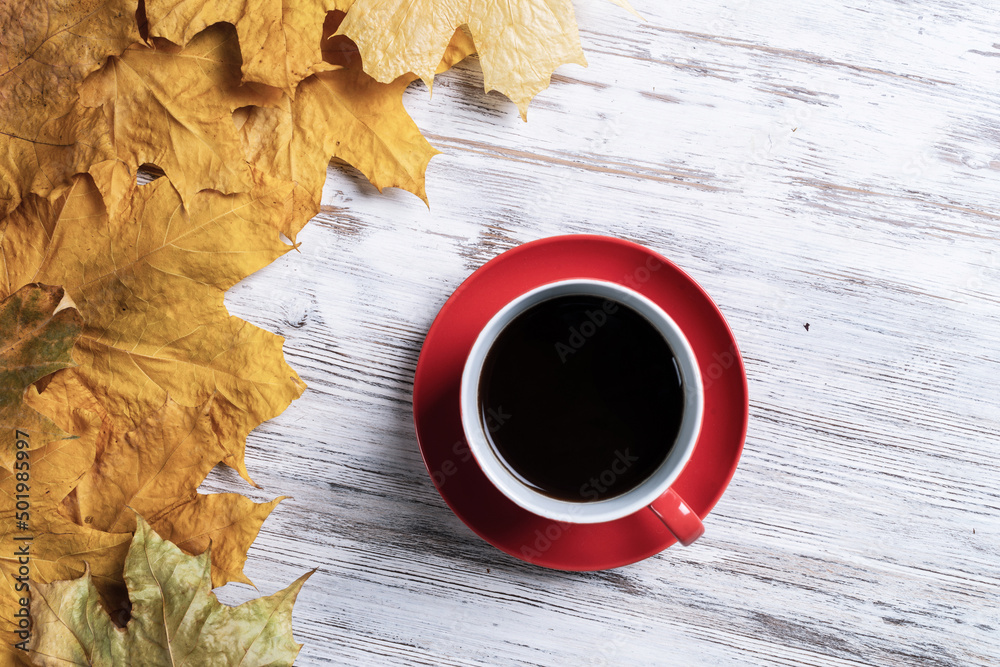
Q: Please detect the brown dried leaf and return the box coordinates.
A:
[0,0,141,217]
[239,18,476,232]
[0,173,305,481]
[145,0,354,94]
[79,24,283,208]
[29,376,283,588]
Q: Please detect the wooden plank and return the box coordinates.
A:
[202,0,1000,664]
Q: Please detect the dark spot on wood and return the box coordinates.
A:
[315,207,367,238]
[640,90,682,104]
[751,612,858,656]
[882,616,916,626]
[577,570,649,597]
[804,323,810,331]
[884,646,960,667]
[550,73,609,91]
[460,219,521,271]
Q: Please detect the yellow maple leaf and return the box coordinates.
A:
[79,24,283,209]
[0,173,305,482]
[238,15,477,229]
[0,0,141,218]
[336,0,588,118]
[34,376,283,587]
[145,0,354,95]
[239,55,438,222]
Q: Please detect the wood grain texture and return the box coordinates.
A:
[200,0,1000,664]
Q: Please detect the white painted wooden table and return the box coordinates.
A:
[204,1,1000,664]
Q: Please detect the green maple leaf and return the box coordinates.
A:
[29,515,311,666]
[0,283,81,470]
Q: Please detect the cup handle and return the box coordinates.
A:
[649,487,704,546]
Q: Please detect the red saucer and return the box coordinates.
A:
[412,235,748,570]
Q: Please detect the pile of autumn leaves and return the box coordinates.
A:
[0,0,627,663]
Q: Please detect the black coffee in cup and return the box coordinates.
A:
[477,294,685,502]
